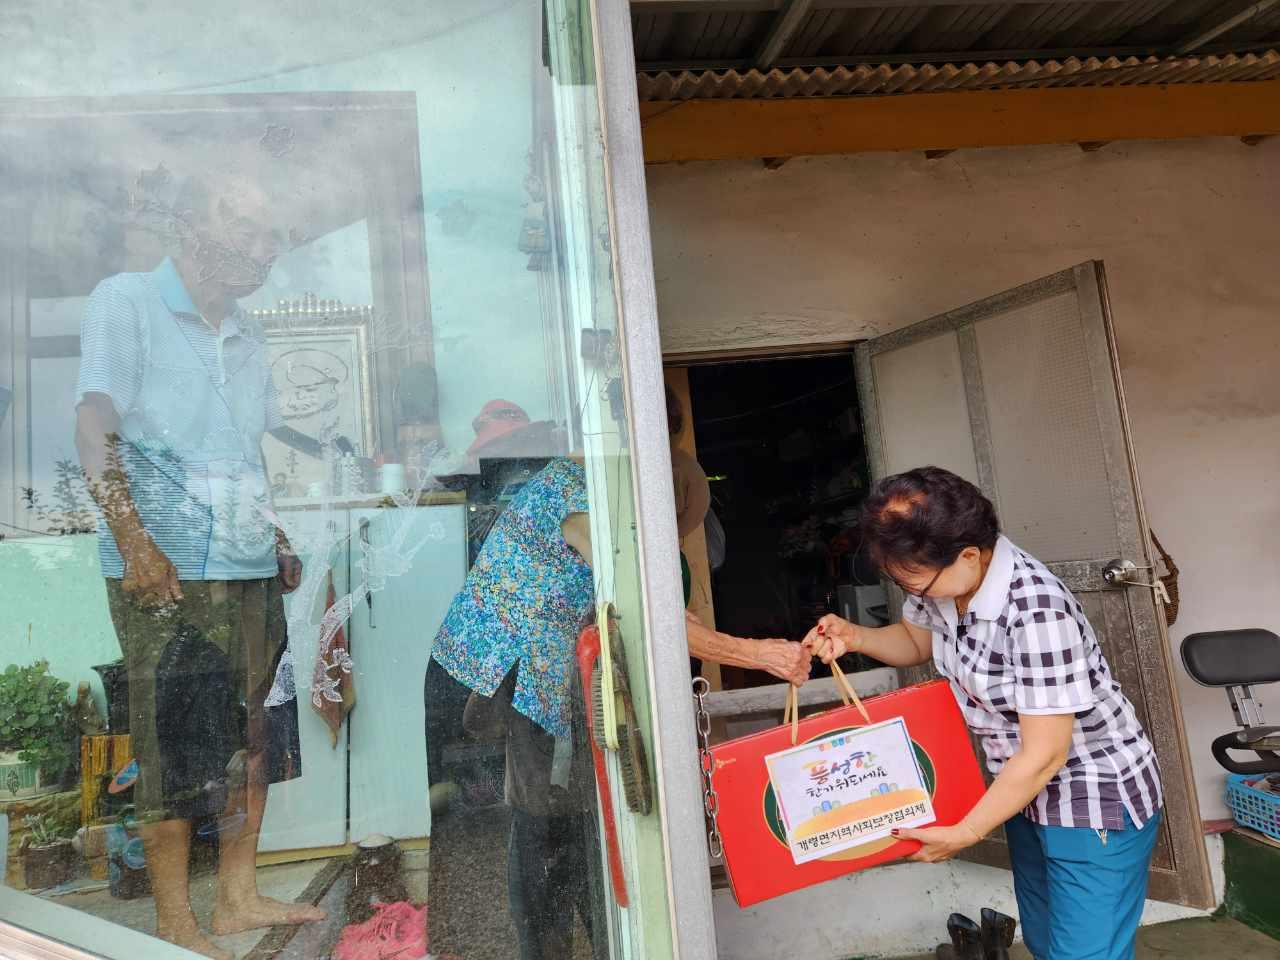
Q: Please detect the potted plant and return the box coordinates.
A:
[22,814,76,889]
[0,661,76,798]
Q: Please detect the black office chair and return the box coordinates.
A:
[1181,629,1280,775]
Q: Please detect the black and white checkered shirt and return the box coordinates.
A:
[904,536,1163,831]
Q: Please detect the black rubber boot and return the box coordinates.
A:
[980,907,1017,960]
[935,913,983,960]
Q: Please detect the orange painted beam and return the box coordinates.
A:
[639,80,1280,163]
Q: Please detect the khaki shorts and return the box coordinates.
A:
[105,578,297,822]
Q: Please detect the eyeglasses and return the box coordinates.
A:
[889,565,944,599]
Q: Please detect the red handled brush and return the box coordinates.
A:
[576,625,629,907]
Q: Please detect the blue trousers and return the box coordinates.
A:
[1005,809,1161,960]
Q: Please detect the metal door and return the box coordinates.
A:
[854,261,1213,907]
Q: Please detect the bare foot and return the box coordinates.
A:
[156,923,234,960]
[210,896,326,936]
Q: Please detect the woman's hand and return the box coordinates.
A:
[801,614,863,664]
[893,822,983,863]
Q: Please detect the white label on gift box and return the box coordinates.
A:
[764,716,935,865]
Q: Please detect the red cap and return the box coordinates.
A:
[467,399,532,455]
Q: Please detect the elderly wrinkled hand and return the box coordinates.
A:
[121,535,183,608]
[758,638,811,687]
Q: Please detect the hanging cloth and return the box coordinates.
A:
[312,569,357,747]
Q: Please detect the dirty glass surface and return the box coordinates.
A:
[0,2,673,958]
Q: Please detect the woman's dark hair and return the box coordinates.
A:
[859,466,1000,574]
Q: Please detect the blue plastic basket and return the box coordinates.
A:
[1226,774,1280,841]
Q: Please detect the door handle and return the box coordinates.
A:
[1103,559,1171,605]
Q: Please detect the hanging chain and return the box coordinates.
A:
[692,676,723,860]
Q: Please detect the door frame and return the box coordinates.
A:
[594,0,719,957]
[660,349,862,699]
[663,340,863,366]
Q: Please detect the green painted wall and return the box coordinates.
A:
[0,535,119,715]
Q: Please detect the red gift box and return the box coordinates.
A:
[711,678,986,907]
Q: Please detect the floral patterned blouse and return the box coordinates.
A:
[432,458,592,736]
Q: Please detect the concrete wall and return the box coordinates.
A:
[647,138,1279,955]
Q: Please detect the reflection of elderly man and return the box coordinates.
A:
[75,169,323,960]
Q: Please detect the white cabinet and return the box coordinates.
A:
[258,501,467,854]
[348,504,467,842]
[256,509,351,853]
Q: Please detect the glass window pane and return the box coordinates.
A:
[0,3,672,959]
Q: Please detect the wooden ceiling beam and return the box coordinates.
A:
[639,80,1280,163]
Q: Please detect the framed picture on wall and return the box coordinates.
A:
[260,320,377,496]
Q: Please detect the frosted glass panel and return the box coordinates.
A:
[873,331,979,484]
[974,291,1121,561]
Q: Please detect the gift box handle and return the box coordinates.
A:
[783,661,872,744]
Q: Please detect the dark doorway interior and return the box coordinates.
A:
[687,353,886,689]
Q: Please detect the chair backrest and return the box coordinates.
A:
[1181,629,1280,687]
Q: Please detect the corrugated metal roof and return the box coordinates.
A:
[636,48,1280,99]
[631,1,1280,73]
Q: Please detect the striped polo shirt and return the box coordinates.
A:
[904,535,1163,831]
[76,258,283,581]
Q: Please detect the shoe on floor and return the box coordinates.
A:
[980,907,1017,960]
[935,913,983,960]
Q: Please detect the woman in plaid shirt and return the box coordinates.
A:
[805,466,1162,960]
